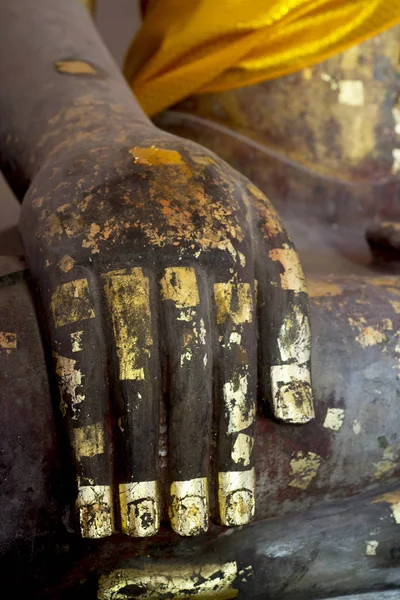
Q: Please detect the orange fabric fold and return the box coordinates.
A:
[124,0,400,116]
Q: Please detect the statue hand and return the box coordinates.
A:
[20,125,313,538]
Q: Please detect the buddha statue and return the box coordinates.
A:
[0,0,399,598]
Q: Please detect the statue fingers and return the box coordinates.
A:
[213,275,257,526]
[102,266,161,538]
[49,267,115,539]
[159,266,213,536]
[247,183,314,424]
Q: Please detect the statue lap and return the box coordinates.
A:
[1,248,399,597]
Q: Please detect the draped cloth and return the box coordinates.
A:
[124,1,400,117]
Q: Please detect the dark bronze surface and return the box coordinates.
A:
[0,0,399,598]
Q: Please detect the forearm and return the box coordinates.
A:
[0,0,149,199]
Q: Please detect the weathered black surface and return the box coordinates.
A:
[0,0,399,598]
[1,255,400,597]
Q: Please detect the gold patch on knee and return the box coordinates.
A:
[306,278,342,298]
[288,451,321,490]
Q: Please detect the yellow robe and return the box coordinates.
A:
[124,0,400,116]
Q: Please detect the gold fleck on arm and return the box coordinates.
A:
[307,278,342,298]
[129,146,192,178]
[55,60,98,75]
[288,451,322,490]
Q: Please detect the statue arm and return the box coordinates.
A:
[0,0,149,198]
